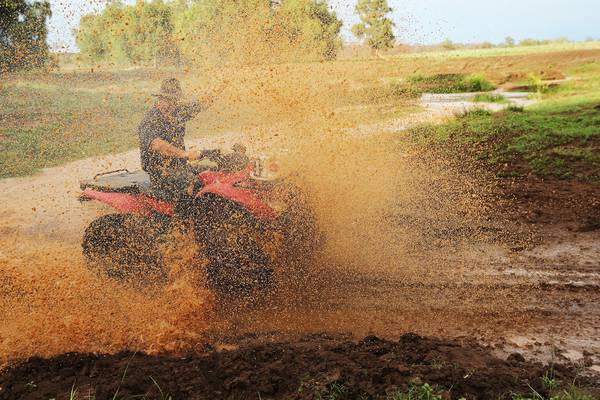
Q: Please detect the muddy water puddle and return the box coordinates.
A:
[420,91,537,113]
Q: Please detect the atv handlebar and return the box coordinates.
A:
[190,145,249,173]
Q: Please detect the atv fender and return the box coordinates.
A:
[80,188,174,216]
[197,183,277,220]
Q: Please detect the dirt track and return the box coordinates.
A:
[0,125,599,397]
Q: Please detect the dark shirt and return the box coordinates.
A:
[138,101,203,179]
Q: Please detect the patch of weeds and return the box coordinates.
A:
[559,384,598,400]
[552,147,600,162]
[526,73,563,97]
[528,156,571,178]
[297,379,348,400]
[496,170,523,178]
[407,73,495,94]
[150,376,173,400]
[512,367,597,400]
[386,383,444,400]
[507,105,525,112]
[428,358,450,370]
[542,372,561,392]
[323,382,348,400]
[473,93,509,103]
[454,108,492,119]
[464,74,496,92]
[569,61,599,74]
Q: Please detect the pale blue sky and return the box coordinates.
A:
[47,0,600,51]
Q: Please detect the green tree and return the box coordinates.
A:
[121,0,178,66]
[172,0,342,65]
[0,0,52,72]
[440,39,456,50]
[504,36,515,47]
[75,2,126,63]
[276,0,342,60]
[76,0,341,66]
[351,0,395,53]
[75,0,177,66]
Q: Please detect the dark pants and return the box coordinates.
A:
[149,167,199,215]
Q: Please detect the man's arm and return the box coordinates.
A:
[150,139,200,160]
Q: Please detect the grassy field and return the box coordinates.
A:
[409,61,600,180]
[1,45,599,178]
[397,40,600,60]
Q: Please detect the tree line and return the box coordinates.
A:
[0,0,51,72]
[1,0,396,71]
[74,0,396,66]
[75,0,345,66]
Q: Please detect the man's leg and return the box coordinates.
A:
[163,169,198,216]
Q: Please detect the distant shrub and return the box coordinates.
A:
[440,39,457,50]
[520,38,543,46]
[463,74,496,92]
[507,105,525,112]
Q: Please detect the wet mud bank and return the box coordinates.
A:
[1,333,597,400]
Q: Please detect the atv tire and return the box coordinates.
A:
[193,194,273,295]
[82,213,167,284]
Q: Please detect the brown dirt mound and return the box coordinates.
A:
[499,176,600,230]
[0,333,593,400]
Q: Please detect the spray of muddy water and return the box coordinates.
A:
[0,5,506,365]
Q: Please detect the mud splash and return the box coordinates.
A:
[0,68,499,365]
[0,5,508,366]
[0,237,214,363]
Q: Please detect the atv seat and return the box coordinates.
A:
[80,169,152,195]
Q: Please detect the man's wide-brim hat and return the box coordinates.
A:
[153,78,183,100]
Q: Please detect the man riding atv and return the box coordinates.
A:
[139,78,225,207]
[79,78,322,295]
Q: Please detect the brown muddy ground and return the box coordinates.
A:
[0,128,599,398]
[1,333,597,400]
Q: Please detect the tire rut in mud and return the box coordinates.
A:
[1,333,597,400]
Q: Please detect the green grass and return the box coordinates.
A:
[0,80,148,178]
[407,73,495,94]
[1,46,598,179]
[409,62,600,180]
[396,41,600,60]
[411,101,600,179]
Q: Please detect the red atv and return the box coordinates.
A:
[79,146,320,294]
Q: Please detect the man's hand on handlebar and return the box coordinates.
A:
[186,149,222,162]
